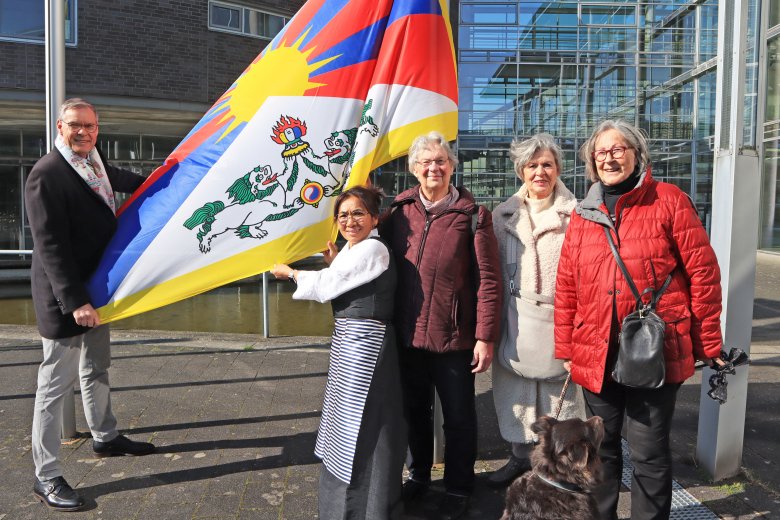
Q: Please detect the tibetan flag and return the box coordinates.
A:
[87,0,458,322]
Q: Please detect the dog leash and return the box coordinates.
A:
[552,373,572,420]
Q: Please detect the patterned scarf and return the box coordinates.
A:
[55,135,116,214]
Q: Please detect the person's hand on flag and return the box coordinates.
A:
[323,241,339,265]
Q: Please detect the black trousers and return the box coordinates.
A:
[583,381,681,520]
[400,348,477,496]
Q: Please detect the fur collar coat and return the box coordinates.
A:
[491,179,584,444]
[493,178,576,301]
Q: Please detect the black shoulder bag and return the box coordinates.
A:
[604,228,672,389]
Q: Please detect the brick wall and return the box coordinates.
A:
[0,0,306,104]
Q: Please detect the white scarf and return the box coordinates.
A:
[524,192,554,230]
[55,135,116,214]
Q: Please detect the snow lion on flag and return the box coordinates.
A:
[183,115,360,253]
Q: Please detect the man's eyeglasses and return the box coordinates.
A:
[63,121,98,133]
[417,158,449,168]
[336,209,368,224]
[592,146,629,162]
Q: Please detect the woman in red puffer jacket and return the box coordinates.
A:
[554,120,725,520]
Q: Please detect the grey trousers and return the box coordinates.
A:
[31,325,118,480]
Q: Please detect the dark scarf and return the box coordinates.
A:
[601,169,641,219]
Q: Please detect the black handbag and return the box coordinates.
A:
[604,228,672,389]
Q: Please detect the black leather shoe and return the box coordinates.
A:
[487,456,531,488]
[93,434,155,457]
[33,476,85,511]
[401,478,429,503]
[439,493,470,520]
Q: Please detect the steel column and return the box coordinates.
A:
[696,0,759,480]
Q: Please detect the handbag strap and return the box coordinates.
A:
[603,227,672,311]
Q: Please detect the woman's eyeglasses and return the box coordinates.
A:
[592,146,629,162]
[417,158,449,168]
[336,210,368,224]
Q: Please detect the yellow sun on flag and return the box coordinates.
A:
[213,30,338,140]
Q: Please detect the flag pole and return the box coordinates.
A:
[262,272,270,338]
[46,0,76,440]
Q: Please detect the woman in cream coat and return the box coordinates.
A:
[488,133,586,487]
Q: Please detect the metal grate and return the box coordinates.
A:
[621,440,719,520]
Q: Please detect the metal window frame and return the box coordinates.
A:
[207,0,288,41]
[578,2,638,28]
[209,1,242,32]
[459,2,519,26]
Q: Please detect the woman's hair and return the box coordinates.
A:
[579,120,651,182]
[407,131,459,172]
[333,185,385,219]
[59,98,98,121]
[509,133,563,177]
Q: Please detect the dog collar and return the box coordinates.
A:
[533,470,585,494]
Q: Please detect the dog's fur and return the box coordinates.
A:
[500,416,604,520]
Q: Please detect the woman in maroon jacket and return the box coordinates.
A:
[554,120,725,520]
[380,132,501,520]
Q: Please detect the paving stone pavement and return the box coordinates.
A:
[0,252,777,519]
[0,331,330,520]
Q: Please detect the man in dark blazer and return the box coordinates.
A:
[25,98,155,511]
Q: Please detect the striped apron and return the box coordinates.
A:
[315,317,387,484]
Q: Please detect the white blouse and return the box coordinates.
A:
[293,229,390,304]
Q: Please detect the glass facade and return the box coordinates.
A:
[452,0,726,226]
[760,1,780,250]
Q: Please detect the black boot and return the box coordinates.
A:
[487,456,531,488]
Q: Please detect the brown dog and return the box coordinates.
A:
[500,416,604,520]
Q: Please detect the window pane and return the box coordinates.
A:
[211,4,241,30]
[0,0,75,44]
[767,36,780,122]
[244,10,266,36]
[581,5,636,26]
[0,131,20,156]
[21,132,46,159]
[0,1,44,40]
[243,10,285,38]
[759,142,780,249]
[0,163,21,249]
[141,136,180,161]
[770,0,780,28]
[699,2,718,61]
[461,4,517,25]
[267,15,285,37]
[209,1,286,39]
[97,135,141,161]
[697,73,717,139]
